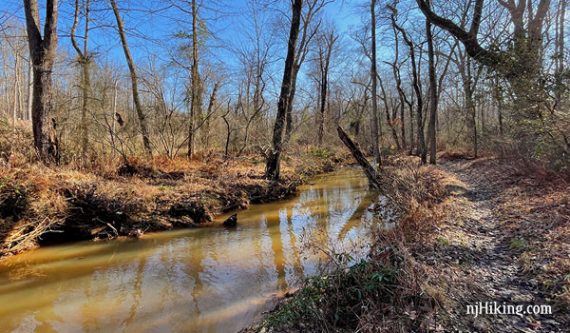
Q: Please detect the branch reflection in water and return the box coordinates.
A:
[0,168,379,333]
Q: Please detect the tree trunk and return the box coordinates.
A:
[80,56,91,157]
[494,77,504,136]
[426,14,438,164]
[408,93,415,155]
[370,0,382,168]
[391,7,425,163]
[284,0,325,143]
[202,82,218,150]
[317,30,336,147]
[284,65,299,140]
[555,0,566,109]
[72,0,92,159]
[378,75,400,150]
[265,0,303,181]
[337,126,381,190]
[188,0,203,158]
[461,57,478,158]
[13,54,20,129]
[391,24,407,150]
[222,101,231,159]
[110,0,152,157]
[27,58,33,121]
[23,0,59,163]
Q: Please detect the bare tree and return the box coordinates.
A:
[315,27,338,146]
[378,74,401,150]
[457,47,483,157]
[284,0,330,141]
[266,0,303,181]
[23,0,59,162]
[202,81,218,149]
[390,3,426,163]
[416,0,551,120]
[389,22,410,150]
[187,0,203,158]
[71,0,91,159]
[555,0,567,109]
[109,0,153,156]
[234,2,272,156]
[370,0,382,168]
[425,3,438,164]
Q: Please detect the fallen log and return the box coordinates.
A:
[337,126,382,190]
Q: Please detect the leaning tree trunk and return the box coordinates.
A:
[337,126,381,190]
[23,0,59,163]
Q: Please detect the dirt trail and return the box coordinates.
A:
[434,160,566,333]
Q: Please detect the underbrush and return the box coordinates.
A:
[266,244,434,332]
[265,238,447,333]
[379,156,449,243]
[0,144,349,258]
[256,156,451,332]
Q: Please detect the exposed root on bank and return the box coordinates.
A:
[0,151,350,258]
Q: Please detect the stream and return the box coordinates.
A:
[0,168,377,333]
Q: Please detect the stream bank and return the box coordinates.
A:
[0,167,374,333]
[0,151,349,258]
[245,154,570,332]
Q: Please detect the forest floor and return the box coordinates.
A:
[248,154,570,332]
[0,149,349,259]
[422,157,569,332]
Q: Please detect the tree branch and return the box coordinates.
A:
[415,0,502,68]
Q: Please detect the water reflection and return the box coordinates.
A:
[0,169,374,333]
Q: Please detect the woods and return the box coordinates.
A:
[1,1,569,332]
[0,0,566,174]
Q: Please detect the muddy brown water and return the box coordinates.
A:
[0,169,377,333]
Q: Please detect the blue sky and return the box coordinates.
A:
[0,0,363,68]
[0,0,374,108]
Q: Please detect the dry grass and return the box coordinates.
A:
[0,147,350,259]
[255,152,570,332]
[262,240,437,333]
[379,156,450,244]
[255,155,454,332]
